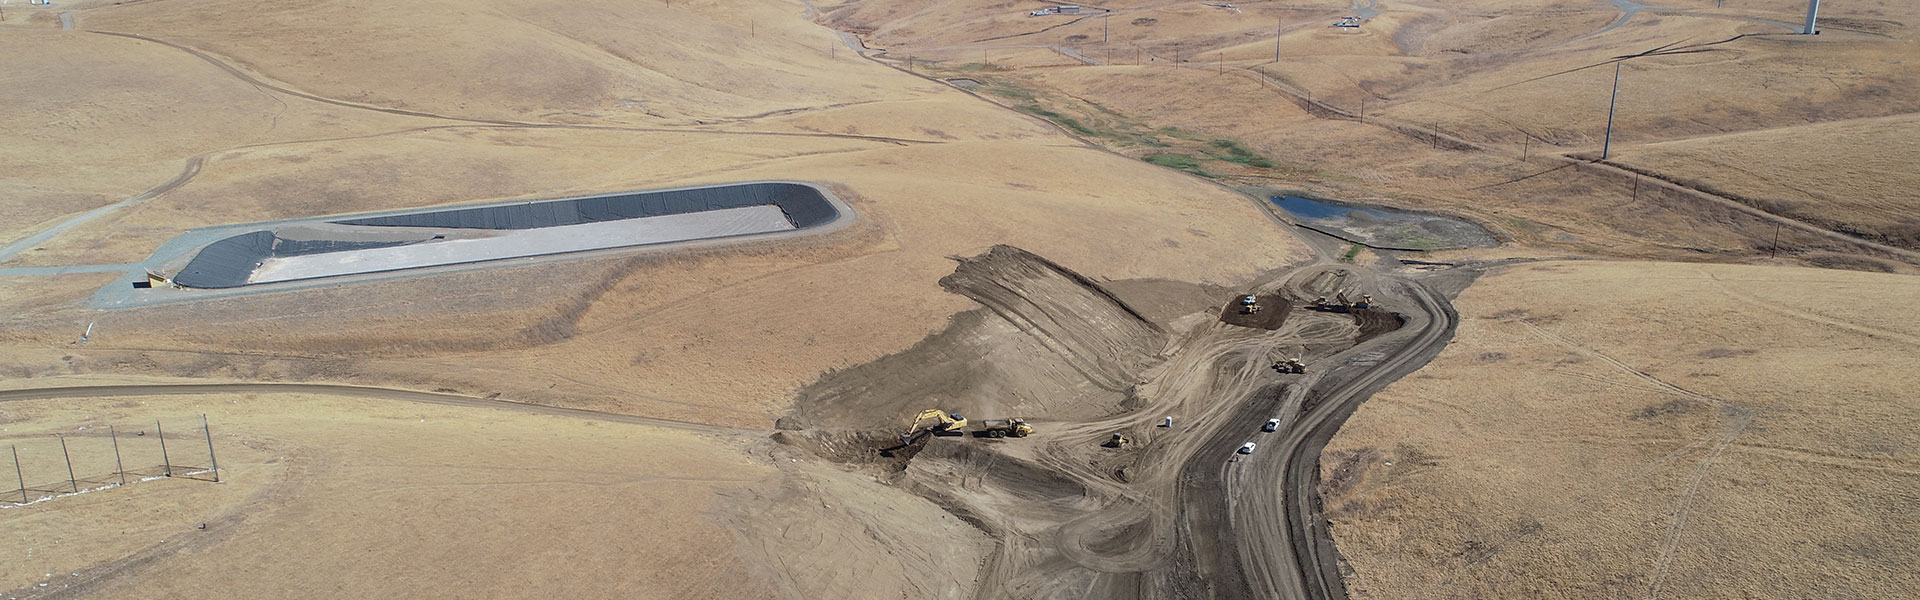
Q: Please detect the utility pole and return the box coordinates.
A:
[1104,13,1109,43]
[111,425,126,486]
[157,420,172,477]
[58,435,77,493]
[1602,61,1622,160]
[1523,136,1530,162]
[203,414,219,483]
[1360,97,1365,120]
[1803,0,1821,34]
[12,445,25,504]
[1771,224,1783,258]
[1275,17,1283,62]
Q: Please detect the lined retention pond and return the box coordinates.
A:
[164,181,848,289]
[1267,194,1496,250]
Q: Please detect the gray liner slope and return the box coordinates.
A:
[172,182,839,289]
[336,182,835,230]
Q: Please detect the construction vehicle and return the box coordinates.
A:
[1105,433,1130,448]
[1310,293,1372,313]
[902,409,968,442]
[1239,294,1261,314]
[977,418,1033,438]
[1272,354,1306,374]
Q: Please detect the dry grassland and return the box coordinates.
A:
[853,0,1920,260]
[0,391,768,598]
[0,0,1310,431]
[0,387,987,598]
[1610,114,1920,248]
[1324,260,1920,598]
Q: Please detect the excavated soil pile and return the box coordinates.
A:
[787,245,1165,430]
[1351,309,1405,344]
[1217,293,1294,330]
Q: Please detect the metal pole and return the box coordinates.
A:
[1104,14,1109,43]
[59,435,77,493]
[1602,62,1621,160]
[157,420,172,477]
[1276,18,1282,62]
[1803,0,1820,34]
[12,445,25,503]
[111,425,126,486]
[203,414,219,483]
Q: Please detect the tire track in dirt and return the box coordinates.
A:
[1515,320,1753,600]
[1700,269,1920,346]
[0,383,756,436]
[88,30,944,145]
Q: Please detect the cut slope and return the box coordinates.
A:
[788,245,1164,429]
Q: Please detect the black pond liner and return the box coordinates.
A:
[172,182,836,289]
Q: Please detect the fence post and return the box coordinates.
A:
[59,435,78,493]
[203,414,219,483]
[12,445,25,504]
[111,425,128,486]
[157,420,172,477]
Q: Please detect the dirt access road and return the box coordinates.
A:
[1138,255,1458,600]
[899,227,1461,598]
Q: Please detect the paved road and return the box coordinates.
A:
[0,383,758,436]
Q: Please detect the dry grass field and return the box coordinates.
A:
[1609,114,1920,248]
[853,0,1920,264]
[1323,260,1920,598]
[0,385,988,598]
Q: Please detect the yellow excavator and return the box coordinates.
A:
[902,409,969,442]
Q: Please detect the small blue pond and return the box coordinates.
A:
[1270,196,1383,221]
[1266,195,1497,250]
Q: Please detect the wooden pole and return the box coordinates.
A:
[59,435,77,493]
[1602,61,1621,160]
[1523,136,1530,162]
[111,425,126,486]
[1633,173,1641,202]
[1360,97,1365,120]
[203,414,219,483]
[157,420,172,477]
[12,445,25,504]
[1771,224,1782,258]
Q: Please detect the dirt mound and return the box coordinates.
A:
[788,245,1165,430]
[1218,293,1294,330]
